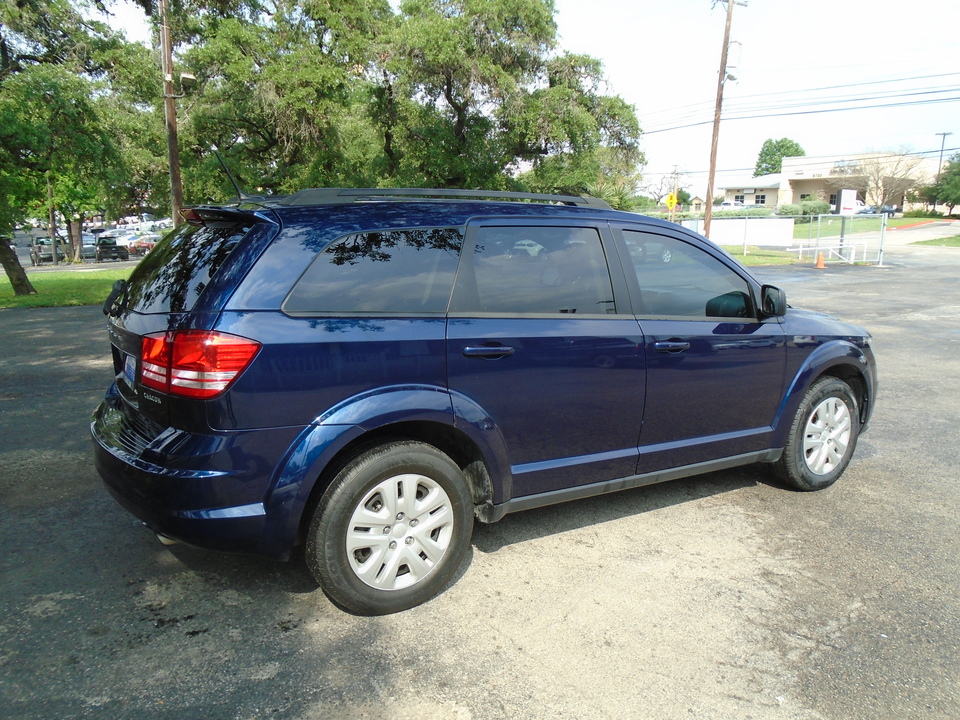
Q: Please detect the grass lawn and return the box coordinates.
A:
[720,246,797,266]
[912,235,960,247]
[0,268,129,309]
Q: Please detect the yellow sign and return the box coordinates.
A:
[665,192,677,210]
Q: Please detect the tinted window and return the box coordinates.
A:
[453,226,616,314]
[283,228,463,314]
[623,230,752,318]
[124,223,249,314]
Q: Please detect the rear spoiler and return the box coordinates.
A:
[180,206,271,227]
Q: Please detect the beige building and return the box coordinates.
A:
[722,152,937,209]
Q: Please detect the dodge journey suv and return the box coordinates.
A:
[92,188,877,614]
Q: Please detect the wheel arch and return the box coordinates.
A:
[260,387,512,556]
[773,340,876,446]
[293,421,496,546]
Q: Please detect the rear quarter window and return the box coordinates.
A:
[124,224,250,314]
[283,228,463,315]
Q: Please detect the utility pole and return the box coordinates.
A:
[159,0,183,227]
[934,131,952,211]
[703,0,746,239]
[671,165,680,221]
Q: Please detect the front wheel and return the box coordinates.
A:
[305,441,474,615]
[773,377,860,491]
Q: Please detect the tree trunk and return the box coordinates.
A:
[47,172,59,267]
[70,217,83,262]
[0,240,37,296]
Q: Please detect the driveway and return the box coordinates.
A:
[1,239,958,720]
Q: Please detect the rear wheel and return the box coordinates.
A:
[306,441,474,615]
[774,377,860,491]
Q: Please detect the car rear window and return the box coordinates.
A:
[124,223,250,314]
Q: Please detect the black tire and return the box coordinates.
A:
[773,377,860,491]
[305,441,474,615]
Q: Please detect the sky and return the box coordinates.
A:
[552,0,960,197]
[109,0,960,198]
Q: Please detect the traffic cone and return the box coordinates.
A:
[814,252,826,269]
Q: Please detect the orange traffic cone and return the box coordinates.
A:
[814,252,826,269]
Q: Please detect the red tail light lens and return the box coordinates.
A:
[140,331,261,399]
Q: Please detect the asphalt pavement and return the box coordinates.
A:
[1,226,959,720]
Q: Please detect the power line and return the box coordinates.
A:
[643,146,960,178]
[643,96,960,135]
[641,71,960,119]
[645,72,960,118]
[646,86,960,128]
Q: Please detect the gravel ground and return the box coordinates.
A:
[1,226,958,720]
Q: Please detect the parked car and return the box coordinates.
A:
[92,188,877,615]
[857,205,897,217]
[29,238,69,265]
[113,232,142,247]
[94,236,130,262]
[127,233,160,256]
[79,233,98,261]
[715,200,745,208]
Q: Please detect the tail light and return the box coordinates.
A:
[140,331,261,399]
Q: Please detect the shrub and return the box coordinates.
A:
[800,200,831,215]
[777,204,801,216]
[903,209,943,218]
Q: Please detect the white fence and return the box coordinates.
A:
[681,213,889,265]
[682,217,794,247]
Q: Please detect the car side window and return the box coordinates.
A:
[283,228,463,314]
[623,230,753,318]
[452,226,616,314]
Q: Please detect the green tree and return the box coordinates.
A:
[754,138,805,177]
[370,0,642,191]
[934,153,960,214]
[169,0,641,198]
[6,64,120,234]
[177,1,393,198]
[0,0,135,291]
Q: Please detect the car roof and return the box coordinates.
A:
[189,187,682,235]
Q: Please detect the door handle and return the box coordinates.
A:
[653,340,691,353]
[462,345,516,359]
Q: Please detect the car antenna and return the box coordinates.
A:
[211,147,247,201]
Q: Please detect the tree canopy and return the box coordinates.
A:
[930,153,960,213]
[753,137,804,177]
[0,0,644,293]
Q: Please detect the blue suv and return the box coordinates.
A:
[92,188,877,614]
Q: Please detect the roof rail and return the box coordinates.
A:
[275,187,612,209]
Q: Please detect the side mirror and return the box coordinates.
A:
[760,285,787,318]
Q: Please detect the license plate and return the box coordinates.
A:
[123,353,137,386]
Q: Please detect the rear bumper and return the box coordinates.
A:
[91,387,305,559]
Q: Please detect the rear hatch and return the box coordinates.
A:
[104,208,278,429]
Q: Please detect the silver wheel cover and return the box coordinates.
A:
[346,473,455,591]
[802,397,852,475]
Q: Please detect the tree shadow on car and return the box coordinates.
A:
[472,465,773,553]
